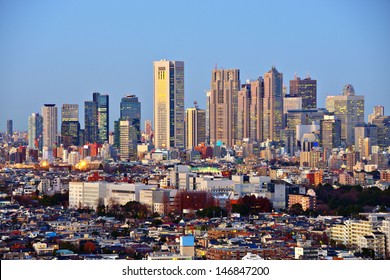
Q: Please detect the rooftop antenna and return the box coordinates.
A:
[294,72,297,79]
[215,63,218,70]
[194,100,198,109]
[307,72,311,79]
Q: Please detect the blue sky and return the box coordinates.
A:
[1,0,389,132]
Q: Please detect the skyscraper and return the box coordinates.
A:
[94,93,109,143]
[368,105,385,124]
[236,78,265,144]
[117,95,141,160]
[120,95,141,141]
[289,75,317,109]
[153,60,184,149]
[119,120,138,161]
[263,66,284,141]
[209,68,240,147]
[185,105,206,149]
[61,104,79,122]
[61,104,80,147]
[144,120,153,143]
[325,84,364,146]
[28,113,43,150]
[84,100,98,144]
[237,83,250,143]
[205,91,211,145]
[6,120,13,137]
[371,116,390,148]
[41,104,58,148]
[320,113,341,152]
[354,124,377,157]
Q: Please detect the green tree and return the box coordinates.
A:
[289,203,304,216]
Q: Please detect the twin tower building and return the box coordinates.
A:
[153,60,292,150]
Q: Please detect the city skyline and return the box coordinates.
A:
[1,0,390,132]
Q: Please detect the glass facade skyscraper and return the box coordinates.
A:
[153,60,184,149]
[28,113,43,150]
[84,100,98,144]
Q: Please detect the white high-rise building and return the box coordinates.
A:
[41,104,58,148]
[153,60,184,149]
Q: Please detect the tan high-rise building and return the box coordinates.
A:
[263,67,284,141]
[325,84,364,146]
[153,60,184,149]
[185,106,206,149]
[237,78,264,144]
[209,69,240,147]
[42,104,58,148]
[368,105,385,124]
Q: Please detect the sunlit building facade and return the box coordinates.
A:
[153,60,185,149]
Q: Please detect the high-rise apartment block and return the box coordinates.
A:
[153,60,185,149]
[289,75,317,109]
[185,105,206,149]
[263,67,284,141]
[325,84,364,146]
[209,68,240,147]
[41,104,58,148]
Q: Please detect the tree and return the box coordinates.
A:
[289,203,304,216]
[83,241,96,254]
[197,206,226,218]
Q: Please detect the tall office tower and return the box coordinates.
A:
[120,95,141,141]
[320,113,341,152]
[354,124,377,157]
[28,113,43,150]
[263,66,284,141]
[249,78,264,143]
[144,120,153,143]
[185,104,206,149]
[119,120,138,161]
[368,105,385,124]
[289,74,317,109]
[6,120,13,137]
[205,91,211,145]
[325,84,364,146]
[94,93,109,143]
[237,83,251,143]
[209,68,240,146]
[283,97,302,115]
[41,104,58,148]
[153,60,185,149]
[117,95,141,158]
[84,101,98,144]
[371,116,390,148]
[61,104,79,122]
[61,104,80,147]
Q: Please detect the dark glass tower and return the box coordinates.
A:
[117,95,141,160]
[289,75,317,110]
[120,95,141,140]
[94,93,109,143]
[84,100,98,144]
[61,104,80,147]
